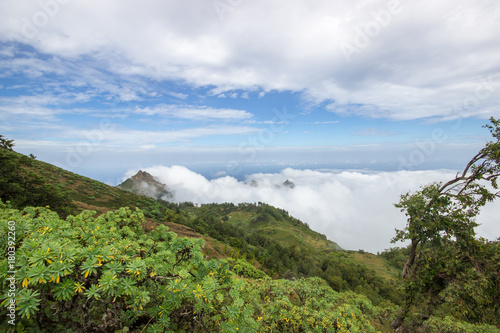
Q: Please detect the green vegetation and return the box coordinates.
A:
[391,117,500,330]
[0,203,392,332]
[0,203,250,332]
[1,122,500,332]
[169,202,404,307]
[345,251,400,282]
[0,143,75,217]
[378,246,410,273]
[0,140,172,221]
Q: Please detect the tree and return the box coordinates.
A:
[392,118,500,329]
[0,134,14,150]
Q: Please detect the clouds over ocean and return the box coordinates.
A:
[125,166,500,253]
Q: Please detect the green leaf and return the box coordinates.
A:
[52,278,75,300]
[17,289,41,319]
[84,284,101,300]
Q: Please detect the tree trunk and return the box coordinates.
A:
[402,239,419,279]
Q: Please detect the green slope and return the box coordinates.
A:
[1,149,180,221]
[2,147,401,306]
[2,139,499,331]
[193,202,341,251]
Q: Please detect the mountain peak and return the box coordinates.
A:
[131,170,156,182]
[118,170,174,200]
[283,179,295,189]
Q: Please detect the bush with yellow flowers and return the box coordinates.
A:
[0,201,257,332]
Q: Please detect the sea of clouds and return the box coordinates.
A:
[123,166,500,253]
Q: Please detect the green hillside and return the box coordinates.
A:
[0,142,403,302]
[0,148,231,260]
[1,134,499,332]
[345,251,400,282]
[114,179,404,307]
[10,150,168,216]
[3,147,400,306]
[3,201,499,332]
[202,202,341,250]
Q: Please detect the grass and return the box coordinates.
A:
[226,208,340,252]
[346,251,400,281]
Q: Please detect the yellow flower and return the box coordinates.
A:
[74,283,85,293]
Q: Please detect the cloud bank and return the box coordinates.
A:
[124,166,500,253]
[2,0,499,120]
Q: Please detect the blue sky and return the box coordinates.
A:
[1,0,499,183]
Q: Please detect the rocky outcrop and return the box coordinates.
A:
[117,170,174,200]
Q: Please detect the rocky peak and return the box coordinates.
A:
[117,170,174,200]
[283,179,295,189]
[130,170,157,183]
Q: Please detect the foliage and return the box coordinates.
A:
[0,203,256,332]
[0,177,497,332]
[379,246,410,272]
[421,316,500,333]
[0,134,14,150]
[226,259,269,280]
[246,277,385,332]
[0,141,75,217]
[174,202,404,307]
[0,202,403,332]
[392,118,500,328]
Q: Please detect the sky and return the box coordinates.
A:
[1,0,500,251]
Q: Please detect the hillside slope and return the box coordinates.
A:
[2,138,500,331]
[118,171,403,306]
[3,148,402,305]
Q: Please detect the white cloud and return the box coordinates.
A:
[10,124,262,152]
[0,47,159,103]
[312,121,340,125]
[133,166,500,253]
[132,104,253,120]
[0,45,14,57]
[1,0,499,120]
[100,126,260,146]
[166,91,188,100]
